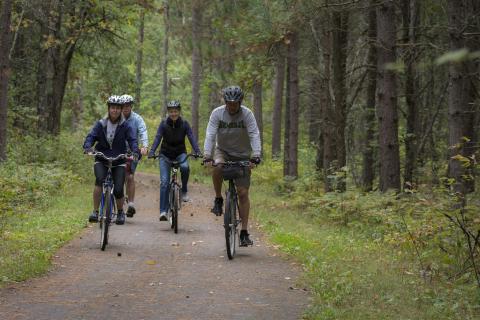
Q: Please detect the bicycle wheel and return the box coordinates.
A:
[100,187,112,251]
[224,190,237,259]
[168,187,175,229]
[172,185,180,233]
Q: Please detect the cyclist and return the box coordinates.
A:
[203,85,261,247]
[148,100,202,221]
[83,95,139,225]
[121,94,149,218]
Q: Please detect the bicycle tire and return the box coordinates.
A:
[173,185,180,233]
[101,187,112,251]
[168,186,174,229]
[224,190,237,259]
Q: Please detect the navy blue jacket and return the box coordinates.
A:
[149,117,201,159]
[83,117,139,166]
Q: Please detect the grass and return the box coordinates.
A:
[0,181,90,286]
[250,187,480,319]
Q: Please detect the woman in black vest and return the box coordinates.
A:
[148,100,201,221]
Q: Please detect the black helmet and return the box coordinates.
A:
[223,86,244,103]
[167,100,181,109]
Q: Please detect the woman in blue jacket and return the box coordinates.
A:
[148,100,201,221]
[83,95,139,225]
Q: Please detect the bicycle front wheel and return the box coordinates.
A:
[172,185,180,233]
[224,190,237,259]
[100,187,112,251]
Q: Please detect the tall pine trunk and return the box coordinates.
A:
[272,49,285,159]
[332,10,349,191]
[283,64,291,177]
[162,1,169,116]
[376,0,401,192]
[191,0,203,140]
[286,31,299,178]
[0,0,13,161]
[321,16,336,192]
[253,78,263,155]
[403,0,420,190]
[447,0,478,195]
[135,7,145,110]
[362,3,377,191]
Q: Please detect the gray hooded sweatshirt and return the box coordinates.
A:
[204,105,261,159]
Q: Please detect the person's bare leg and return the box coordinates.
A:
[126,174,135,202]
[212,166,223,198]
[116,197,124,212]
[93,186,102,211]
[237,186,250,230]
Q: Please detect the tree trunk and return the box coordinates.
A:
[332,10,349,192]
[37,0,80,135]
[191,0,203,141]
[272,49,285,159]
[135,7,145,110]
[376,0,401,192]
[252,78,263,155]
[403,0,421,190]
[321,16,336,192]
[71,78,84,131]
[362,3,377,192]
[308,73,321,144]
[0,0,13,161]
[283,64,291,177]
[286,31,299,178]
[447,0,478,195]
[162,0,169,116]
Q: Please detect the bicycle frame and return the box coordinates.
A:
[150,153,199,233]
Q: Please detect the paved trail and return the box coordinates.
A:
[0,172,309,320]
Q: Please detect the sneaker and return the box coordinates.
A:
[239,230,253,247]
[159,211,168,221]
[88,211,98,223]
[126,204,136,217]
[182,192,190,202]
[211,197,223,216]
[115,211,125,225]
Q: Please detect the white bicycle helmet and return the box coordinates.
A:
[107,95,123,105]
[120,94,135,105]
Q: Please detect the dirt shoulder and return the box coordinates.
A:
[0,172,309,320]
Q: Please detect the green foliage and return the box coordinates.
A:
[0,132,91,286]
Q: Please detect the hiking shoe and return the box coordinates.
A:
[88,211,98,223]
[115,211,125,225]
[159,211,168,221]
[211,197,223,216]
[182,192,190,202]
[239,230,253,247]
[126,205,136,217]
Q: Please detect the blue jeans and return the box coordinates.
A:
[159,153,190,213]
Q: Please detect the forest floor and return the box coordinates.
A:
[0,172,309,320]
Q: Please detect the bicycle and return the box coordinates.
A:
[149,153,200,233]
[214,160,252,260]
[86,151,132,250]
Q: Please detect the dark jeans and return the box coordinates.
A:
[94,162,125,199]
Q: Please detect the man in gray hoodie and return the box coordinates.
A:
[203,86,261,247]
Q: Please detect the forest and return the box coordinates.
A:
[0,0,479,319]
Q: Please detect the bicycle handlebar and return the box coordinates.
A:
[86,151,134,162]
[148,153,201,164]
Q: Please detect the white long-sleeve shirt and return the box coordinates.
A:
[204,105,261,159]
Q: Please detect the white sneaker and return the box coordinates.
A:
[159,212,168,221]
[182,192,190,202]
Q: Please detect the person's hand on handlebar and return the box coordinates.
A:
[84,147,95,155]
[202,157,214,167]
[249,156,261,168]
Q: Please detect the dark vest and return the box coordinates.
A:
[161,117,188,159]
